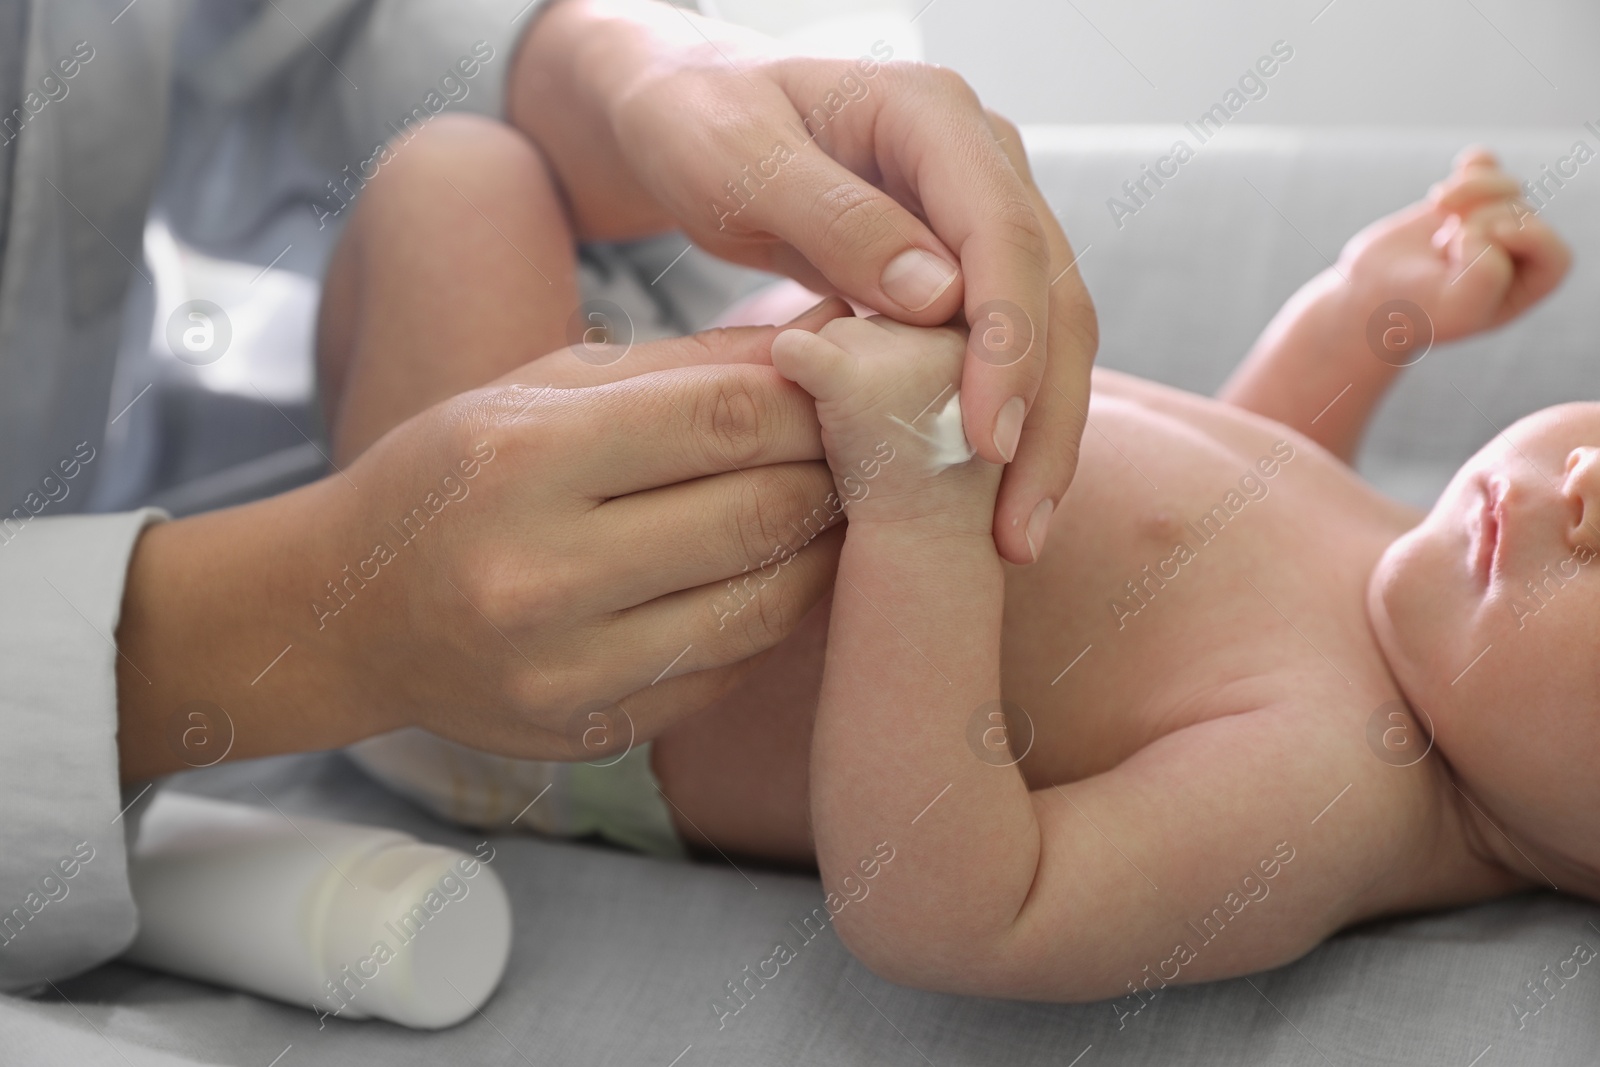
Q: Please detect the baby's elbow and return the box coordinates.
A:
[831,907,1017,996]
[833,906,1121,1002]
[832,916,961,993]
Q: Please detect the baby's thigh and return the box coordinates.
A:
[650,596,830,867]
[319,113,582,455]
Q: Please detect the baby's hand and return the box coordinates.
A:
[772,316,999,534]
[1337,146,1571,342]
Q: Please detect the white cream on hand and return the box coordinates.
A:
[888,389,977,473]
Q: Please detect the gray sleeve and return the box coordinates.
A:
[302,0,553,159]
[0,509,166,993]
[158,0,555,260]
[183,0,554,177]
[297,0,698,166]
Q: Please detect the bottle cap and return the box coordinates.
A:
[317,841,512,1029]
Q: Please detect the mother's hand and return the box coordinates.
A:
[511,0,1098,564]
[115,314,847,779]
[338,328,848,760]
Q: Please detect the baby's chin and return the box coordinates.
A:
[1363,531,1434,694]
[1366,507,1499,678]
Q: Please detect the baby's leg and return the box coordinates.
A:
[317,112,580,464]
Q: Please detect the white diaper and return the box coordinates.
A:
[346,729,686,859]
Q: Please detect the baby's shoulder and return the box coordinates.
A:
[1245,695,1520,926]
[1053,697,1455,979]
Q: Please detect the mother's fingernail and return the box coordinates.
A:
[1025,497,1054,563]
[993,395,1025,463]
[881,249,957,312]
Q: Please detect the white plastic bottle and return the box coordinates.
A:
[123,791,512,1029]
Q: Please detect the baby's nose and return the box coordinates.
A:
[1563,447,1600,547]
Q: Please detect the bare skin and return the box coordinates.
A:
[325,124,1590,1000]
[115,0,1104,784]
[511,0,1103,564]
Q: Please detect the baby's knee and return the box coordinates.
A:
[353,112,562,231]
[392,113,553,186]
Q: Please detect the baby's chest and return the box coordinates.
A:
[998,392,1390,785]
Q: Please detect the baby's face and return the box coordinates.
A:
[1368,402,1600,880]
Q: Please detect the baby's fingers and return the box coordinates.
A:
[1453,145,1499,171]
[1445,201,1570,331]
[1431,168,1523,215]
[1489,206,1573,324]
[1437,206,1514,326]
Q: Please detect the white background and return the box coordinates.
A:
[918,0,1596,126]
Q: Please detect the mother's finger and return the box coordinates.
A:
[601,523,846,704]
[593,460,841,609]
[718,131,966,324]
[542,361,826,499]
[981,111,1098,563]
[496,298,854,390]
[857,70,1053,468]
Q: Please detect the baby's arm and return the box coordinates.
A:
[772,318,1383,1000]
[773,317,1038,983]
[773,317,1030,975]
[1220,148,1570,463]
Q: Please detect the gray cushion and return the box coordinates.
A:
[1027,126,1600,508]
[28,750,1599,1066]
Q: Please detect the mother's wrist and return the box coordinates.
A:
[509,0,675,238]
[115,476,394,781]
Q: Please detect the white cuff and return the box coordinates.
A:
[0,508,166,991]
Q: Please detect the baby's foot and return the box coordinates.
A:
[772,316,999,532]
